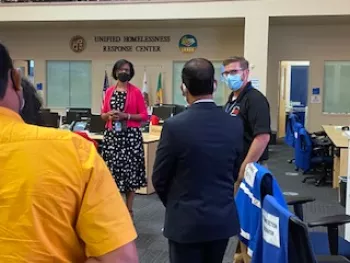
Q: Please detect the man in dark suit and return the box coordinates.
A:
[152,58,243,263]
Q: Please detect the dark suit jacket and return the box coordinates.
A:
[152,102,243,243]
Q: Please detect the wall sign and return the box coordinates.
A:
[70,35,86,53]
[250,78,260,90]
[36,83,43,91]
[94,35,171,52]
[310,87,321,104]
[178,34,198,53]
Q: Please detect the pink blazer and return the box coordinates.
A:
[101,83,148,130]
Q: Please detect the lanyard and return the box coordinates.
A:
[225,99,238,114]
[224,84,252,114]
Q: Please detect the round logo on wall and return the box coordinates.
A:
[70,35,86,53]
[178,34,198,53]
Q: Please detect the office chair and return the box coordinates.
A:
[234,163,287,262]
[285,195,316,221]
[295,127,333,186]
[285,113,328,166]
[285,194,350,259]
[285,113,300,164]
[251,195,350,263]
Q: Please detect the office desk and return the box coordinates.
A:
[90,132,160,195]
[344,131,350,242]
[322,125,348,188]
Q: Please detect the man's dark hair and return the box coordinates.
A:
[20,77,44,125]
[0,43,13,99]
[181,58,215,96]
[222,56,249,70]
[112,59,135,81]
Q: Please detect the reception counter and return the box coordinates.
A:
[90,131,161,195]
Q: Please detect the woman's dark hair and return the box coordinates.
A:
[112,59,135,81]
[20,77,44,125]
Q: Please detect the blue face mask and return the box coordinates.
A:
[226,74,243,91]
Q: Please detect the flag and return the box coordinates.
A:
[103,70,109,95]
[156,72,163,105]
[142,70,150,107]
[102,70,109,106]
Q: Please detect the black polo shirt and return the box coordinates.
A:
[224,82,271,161]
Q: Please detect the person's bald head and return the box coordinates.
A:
[181,58,215,98]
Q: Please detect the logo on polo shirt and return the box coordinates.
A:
[230,105,240,116]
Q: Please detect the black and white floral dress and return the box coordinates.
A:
[102,91,147,193]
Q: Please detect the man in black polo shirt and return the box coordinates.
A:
[222,56,271,193]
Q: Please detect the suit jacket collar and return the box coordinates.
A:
[188,101,217,110]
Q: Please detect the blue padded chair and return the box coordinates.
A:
[295,127,333,186]
[295,126,314,172]
[285,113,300,148]
[285,113,303,165]
[252,195,350,263]
[235,163,286,258]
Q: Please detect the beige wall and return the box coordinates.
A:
[268,24,350,132]
[4,22,350,132]
[2,0,350,23]
[1,25,244,113]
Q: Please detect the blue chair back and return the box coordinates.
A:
[252,195,293,263]
[294,127,313,172]
[235,163,287,257]
[285,113,301,147]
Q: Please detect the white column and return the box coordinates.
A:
[244,14,269,95]
[346,132,350,241]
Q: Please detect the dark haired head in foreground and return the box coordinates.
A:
[0,43,43,125]
[181,58,217,105]
[0,43,23,113]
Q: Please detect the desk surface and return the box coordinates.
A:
[322,125,348,148]
[90,132,160,143]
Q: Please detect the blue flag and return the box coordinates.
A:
[102,70,110,107]
[103,70,109,95]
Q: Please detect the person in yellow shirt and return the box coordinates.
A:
[0,45,139,262]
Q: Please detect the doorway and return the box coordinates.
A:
[13,59,35,83]
[278,61,310,138]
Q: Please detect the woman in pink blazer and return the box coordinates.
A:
[101,59,148,217]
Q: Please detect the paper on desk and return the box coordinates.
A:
[343,131,350,139]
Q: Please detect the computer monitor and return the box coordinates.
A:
[66,108,91,124]
[89,114,105,134]
[152,105,176,121]
[40,108,51,113]
[71,121,88,132]
[40,112,60,128]
[174,104,186,115]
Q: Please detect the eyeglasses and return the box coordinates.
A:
[221,69,244,77]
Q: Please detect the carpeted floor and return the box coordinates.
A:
[132,144,345,263]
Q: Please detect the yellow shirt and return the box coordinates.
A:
[0,107,137,262]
